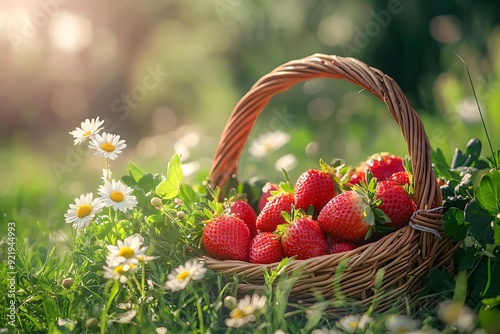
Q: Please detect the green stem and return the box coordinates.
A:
[101,280,120,334]
[196,297,205,334]
[141,264,146,299]
[481,256,492,297]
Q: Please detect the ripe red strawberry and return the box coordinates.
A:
[202,216,251,261]
[375,180,417,229]
[364,153,404,181]
[317,191,382,243]
[256,192,295,232]
[327,236,357,254]
[257,182,278,213]
[347,169,364,186]
[389,171,411,186]
[294,163,336,216]
[280,216,328,260]
[230,200,258,237]
[249,232,285,264]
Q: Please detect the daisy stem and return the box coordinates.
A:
[141,264,146,300]
[196,297,205,333]
[105,157,111,181]
[101,280,120,334]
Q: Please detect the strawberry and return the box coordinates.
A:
[389,171,411,186]
[317,190,391,243]
[294,160,336,216]
[327,236,357,254]
[230,200,258,237]
[249,232,285,264]
[347,169,364,187]
[375,180,417,229]
[280,215,328,260]
[257,182,278,213]
[364,153,405,181]
[256,192,295,232]
[202,215,251,261]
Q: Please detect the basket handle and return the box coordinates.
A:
[208,54,442,228]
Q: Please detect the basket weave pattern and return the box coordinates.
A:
[205,54,456,312]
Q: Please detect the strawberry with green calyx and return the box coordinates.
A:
[255,176,295,232]
[317,172,393,243]
[202,214,251,261]
[249,232,285,264]
[294,159,337,217]
[375,180,417,229]
[278,208,328,260]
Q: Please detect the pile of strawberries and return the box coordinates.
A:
[201,153,418,264]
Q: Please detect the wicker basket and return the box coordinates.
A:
[204,54,456,314]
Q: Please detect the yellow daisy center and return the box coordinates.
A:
[232,309,245,319]
[110,191,124,202]
[82,130,91,137]
[101,142,115,152]
[176,270,190,281]
[118,246,135,258]
[114,265,125,274]
[349,321,359,329]
[76,204,92,218]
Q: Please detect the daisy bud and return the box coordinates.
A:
[85,317,99,329]
[174,198,182,206]
[224,296,237,309]
[62,278,73,289]
[176,211,185,220]
[151,197,163,208]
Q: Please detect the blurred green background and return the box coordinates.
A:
[1,0,500,239]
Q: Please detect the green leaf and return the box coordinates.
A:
[465,138,482,162]
[128,161,145,183]
[428,267,455,296]
[432,147,459,181]
[479,307,500,333]
[475,170,500,216]
[179,184,199,213]
[443,207,467,242]
[494,221,500,247]
[155,153,183,199]
[465,200,494,247]
[486,150,500,169]
[137,173,156,193]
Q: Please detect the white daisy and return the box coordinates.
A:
[248,130,290,158]
[103,263,138,284]
[336,314,373,333]
[98,179,137,213]
[106,234,148,266]
[437,300,476,333]
[385,315,420,333]
[69,117,105,145]
[89,132,126,160]
[311,328,341,334]
[64,193,105,228]
[165,259,207,291]
[116,310,137,324]
[225,294,267,328]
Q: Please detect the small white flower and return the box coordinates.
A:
[69,117,104,145]
[165,259,207,291]
[103,263,138,284]
[116,310,137,324]
[336,314,373,333]
[98,179,137,213]
[385,315,420,333]
[224,294,267,328]
[156,327,168,334]
[249,130,291,158]
[89,132,126,160]
[106,234,148,266]
[274,153,297,172]
[437,300,476,332]
[311,328,341,334]
[64,193,105,228]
